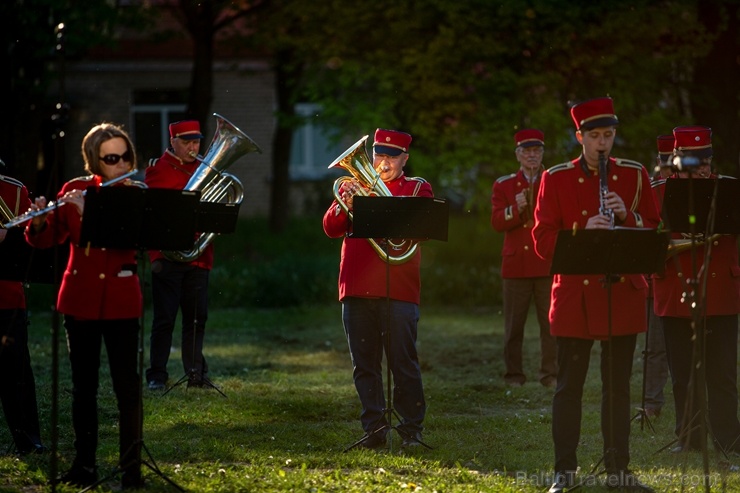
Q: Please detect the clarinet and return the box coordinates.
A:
[598,151,615,229]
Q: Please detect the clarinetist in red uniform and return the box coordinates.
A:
[533,97,659,493]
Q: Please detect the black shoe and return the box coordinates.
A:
[58,464,98,488]
[16,440,47,456]
[605,471,654,492]
[356,431,387,450]
[548,471,574,493]
[147,380,165,391]
[401,431,423,448]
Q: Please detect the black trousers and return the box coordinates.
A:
[662,315,740,451]
[146,260,209,384]
[552,334,637,474]
[0,308,42,452]
[64,316,141,478]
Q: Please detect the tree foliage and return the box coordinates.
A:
[260,0,733,211]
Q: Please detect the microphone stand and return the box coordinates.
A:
[48,22,67,493]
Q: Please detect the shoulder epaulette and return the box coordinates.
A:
[547,161,574,175]
[615,158,644,170]
[148,158,159,167]
[495,173,517,183]
[0,174,23,188]
[651,178,666,188]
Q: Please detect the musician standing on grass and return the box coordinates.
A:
[145,120,212,391]
[25,123,143,489]
[532,97,658,493]
[323,129,432,449]
[0,172,45,456]
[651,126,740,454]
[491,128,557,389]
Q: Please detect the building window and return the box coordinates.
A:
[130,90,189,164]
[290,103,346,180]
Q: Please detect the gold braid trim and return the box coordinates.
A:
[630,167,642,212]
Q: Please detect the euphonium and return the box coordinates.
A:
[328,135,418,265]
[162,113,262,263]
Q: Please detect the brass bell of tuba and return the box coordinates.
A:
[162,113,262,263]
[329,135,418,265]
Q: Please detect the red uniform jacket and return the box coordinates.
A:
[145,149,214,269]
[25,175,142,320]
[532,156,660,339]
[0,175,30,309]
[652,175,740,318]
[322,174,433,304]
[491,168,551,278]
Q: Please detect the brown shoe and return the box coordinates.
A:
[644,407,661,418]
[541,376,557,388]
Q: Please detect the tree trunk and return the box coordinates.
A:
[269,49,299,233]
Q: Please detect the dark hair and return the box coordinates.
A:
[81,123,137,176]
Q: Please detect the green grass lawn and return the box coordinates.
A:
[2,304,738,492]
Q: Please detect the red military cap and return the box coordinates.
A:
[514,128,545,149]
[169,120,204,140]
[373,129,412,156]
[657,134,674,165]
[673,125,712,159]
[570,97,619,131]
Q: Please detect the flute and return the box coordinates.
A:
[2,170,138,228]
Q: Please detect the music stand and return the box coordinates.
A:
[661,178,740,234]
[550,227,668,489]
[160,200,237,398]
[343,196,448,452]
[77,186,201,492]
[657,177,740,490]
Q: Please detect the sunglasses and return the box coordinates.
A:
[99,150,132,165]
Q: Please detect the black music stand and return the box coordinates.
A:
[550,227,668,489]
[343,196,448,452]
[662,178,740,234]
[159,199,236,398]
[77,186,203,492]
[658,177,740,490]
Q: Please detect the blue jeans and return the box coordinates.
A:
[342,297,426,435]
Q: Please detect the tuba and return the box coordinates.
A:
[329,135,418,265]
[162,113,262,262]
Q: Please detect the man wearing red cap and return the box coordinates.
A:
[491,128,556,388]
[533,97,659,493]
[0,173,45,456]
[652,125,740,454]
[145,120,213,391]
[323,128,432,449]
